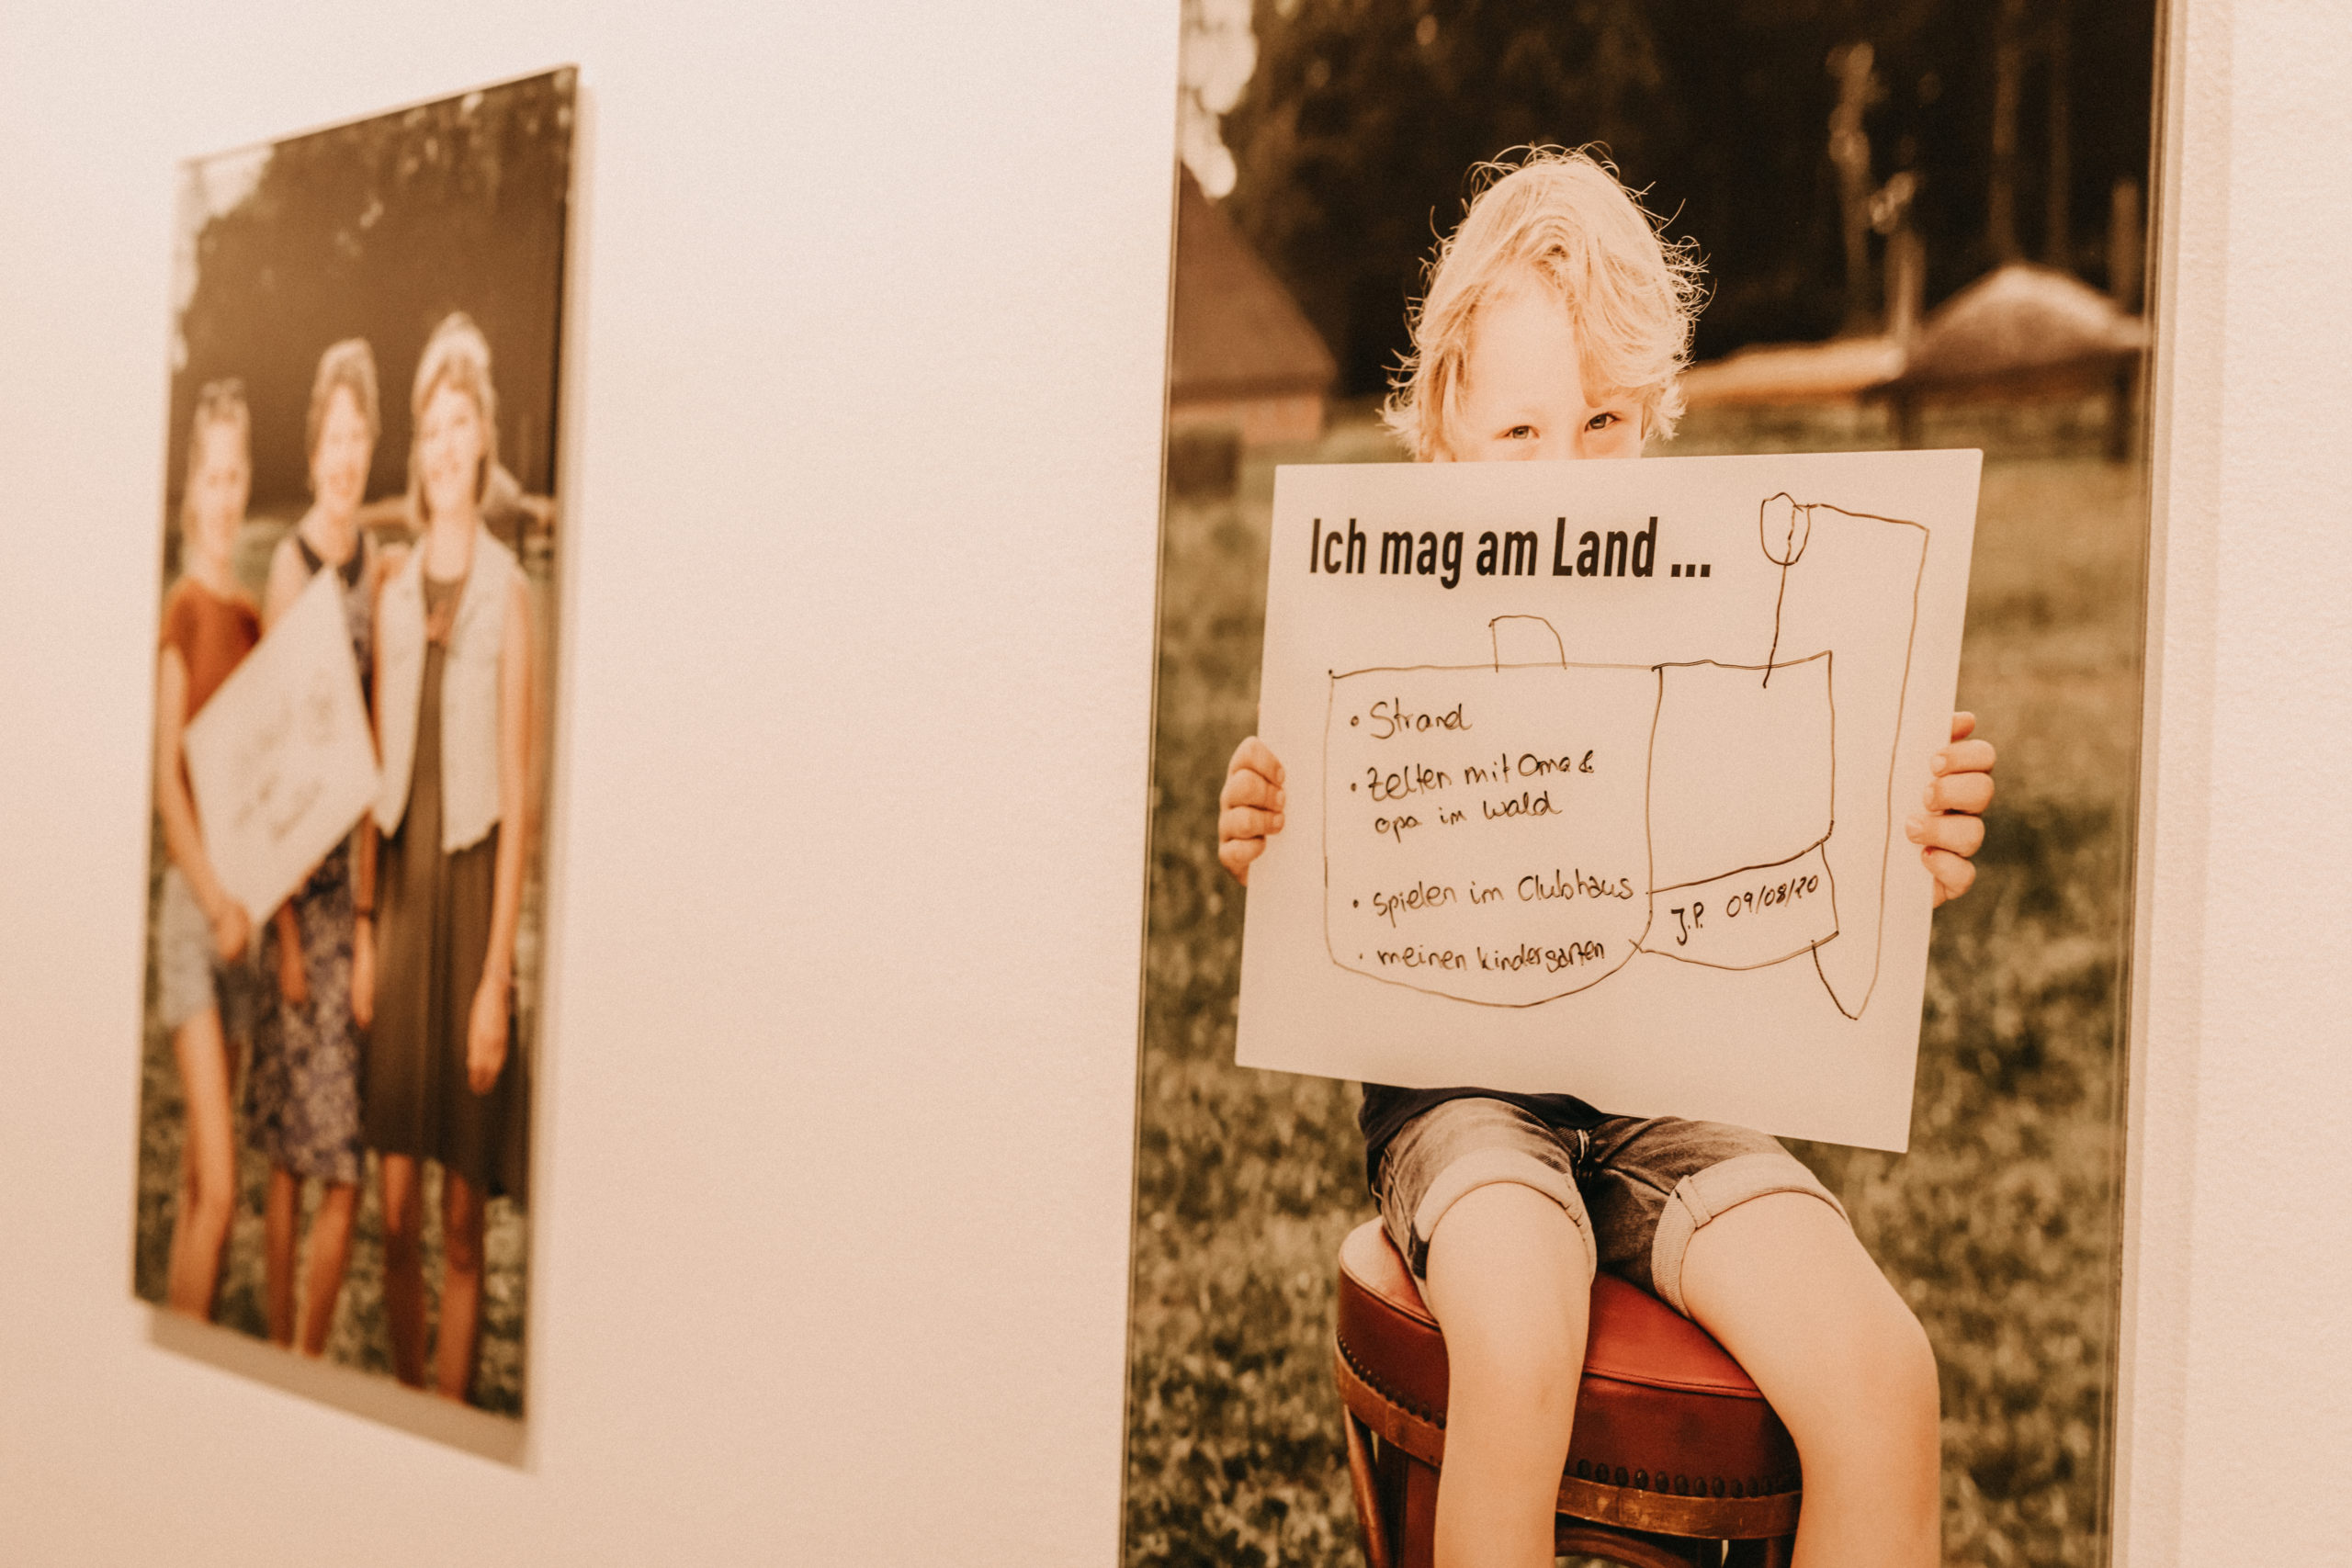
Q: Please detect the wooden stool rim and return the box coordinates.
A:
[1334,1340,1803,1540]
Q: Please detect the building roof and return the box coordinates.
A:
[1169,170,1339,402]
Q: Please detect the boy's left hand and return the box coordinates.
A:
[1907,712,1996,907]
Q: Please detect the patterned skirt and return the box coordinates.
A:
[246,840,367,1185]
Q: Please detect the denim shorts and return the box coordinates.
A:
[1374,1097,1847,1317]
[156,867,255,1037]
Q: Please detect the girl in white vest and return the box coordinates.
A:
[358,313,533,1401]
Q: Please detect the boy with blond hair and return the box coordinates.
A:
[1218,149,1995,1568]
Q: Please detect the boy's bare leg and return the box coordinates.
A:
[1679,1192,1940,1568]
[379,1154,429,1386]
[1419,1182,1589,1568]
[263,1166,299,1344]
[433,1172,487,1403]
[164,1009,238,1319]
[296,1180,358,1356]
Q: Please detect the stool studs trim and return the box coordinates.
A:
[1334,1340,1803,1540]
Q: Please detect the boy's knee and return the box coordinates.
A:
[1430,1178,1592,1273]
[1781,1280,1939,1442]
[1423,1183,1593,1382]
[1850,1292,1939,1411]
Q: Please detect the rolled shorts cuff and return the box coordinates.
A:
[1647,1152,1848,1317]
[156,867,217,1034]
[1408,1147,1597,1286]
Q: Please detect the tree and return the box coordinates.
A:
[170,72,574,520]
[1209,0,2154,389]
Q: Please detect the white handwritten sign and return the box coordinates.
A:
[1236,450,1980,1151]
[184,568,379,922]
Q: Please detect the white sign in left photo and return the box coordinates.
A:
[182,569,379,925]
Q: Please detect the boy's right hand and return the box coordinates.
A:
[1217,737,1287,886]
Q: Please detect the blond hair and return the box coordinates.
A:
[306,337,380,461]
[1382,148,1705,460]
[406,312,500,525]
[179,378,250,532]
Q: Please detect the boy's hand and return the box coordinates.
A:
[1217,737,1287,886]
[1907,712,1997,907]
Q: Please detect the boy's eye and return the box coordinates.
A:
[1586,412,1621,432]
[1504,424,1538,440]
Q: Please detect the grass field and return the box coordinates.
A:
[130,893,532,1415]
[1122,400,2143,1567]
[130,514,540,1417]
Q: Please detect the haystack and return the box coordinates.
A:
[1891,263,2146,395]
[1882,263,2146,452]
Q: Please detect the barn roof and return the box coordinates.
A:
[1170,170,1339,401]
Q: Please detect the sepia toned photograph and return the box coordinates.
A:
[133,68,574,1421]
[1126,4,2156,1565]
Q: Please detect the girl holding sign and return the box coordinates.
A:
[1218,152,1997,1568]
[244,338,390,1354]
[152,380,262,1321]
[358,313,533,1400]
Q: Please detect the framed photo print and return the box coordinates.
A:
[1125,5,2158,1563]
[134,68,575,1430]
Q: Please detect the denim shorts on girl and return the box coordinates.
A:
[1374,1097,1847,1318]
[156,866,256,1036]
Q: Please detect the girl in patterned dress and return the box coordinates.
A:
[247,339,399,1353]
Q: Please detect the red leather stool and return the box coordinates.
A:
[1334,1220,1800,1568]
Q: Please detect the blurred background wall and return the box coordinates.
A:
[0,6,1175,1562]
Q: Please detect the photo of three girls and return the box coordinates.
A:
[147,314,535,1406]
[135,71,571,1418]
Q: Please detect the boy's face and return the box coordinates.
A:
[1450,276,1645,464]
[184,421,249,565]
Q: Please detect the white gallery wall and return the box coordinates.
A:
[0,0,2342,1563]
